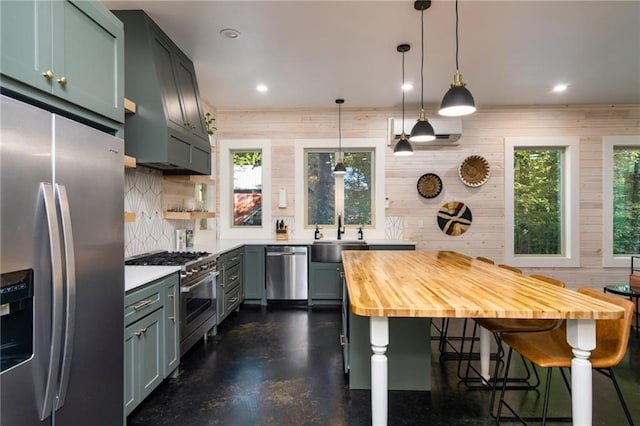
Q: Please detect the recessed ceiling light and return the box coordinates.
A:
[220,28,241,39]
[402,82,414,91]
[256,84,268,93]
[552,83,568,93]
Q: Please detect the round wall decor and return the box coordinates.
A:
[417,173,443,199]
[437,201,473,236]
[459,155,490,187]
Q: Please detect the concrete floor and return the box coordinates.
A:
[127,306,639,425]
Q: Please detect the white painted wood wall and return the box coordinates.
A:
[214,104,640,289]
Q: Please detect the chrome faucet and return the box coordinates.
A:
[337,214,345,240]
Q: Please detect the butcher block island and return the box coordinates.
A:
[341,250,625,426]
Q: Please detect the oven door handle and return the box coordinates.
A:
[180,271,218,293]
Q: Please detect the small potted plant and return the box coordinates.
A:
[204,112,217,136]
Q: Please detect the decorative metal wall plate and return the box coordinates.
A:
[437,201,472,236]
[417,173,443,199]
[459,155,490,187]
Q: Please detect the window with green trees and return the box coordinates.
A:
[232,150,262,226]
[306,149,373,227]
[612,147,640,255]
[513,148,563,255]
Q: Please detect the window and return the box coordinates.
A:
[219,139,271,239]
[232,151,262,226]
[603,136,640,267]
[505,137,580,267]
[305,149,373,227]
[295,138,386,239]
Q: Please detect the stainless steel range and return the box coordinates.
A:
[125,250,218,356]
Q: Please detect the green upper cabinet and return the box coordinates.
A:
[113,9,211,176]
[0,0,124,124]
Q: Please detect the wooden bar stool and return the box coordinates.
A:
[496,288,635,425]
[497,263,523,274]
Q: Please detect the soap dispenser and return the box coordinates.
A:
[314,224,321,240]
[357,227,364,240]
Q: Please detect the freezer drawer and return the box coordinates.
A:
[265,246,308,300]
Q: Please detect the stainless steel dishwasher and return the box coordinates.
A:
[265,246,308,301]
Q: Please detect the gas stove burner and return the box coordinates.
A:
[125,251,212,266]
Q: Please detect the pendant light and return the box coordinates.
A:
[333,99,347,174]
[409,1,436,143]
[393,44,413,156]
[438,0,476,117]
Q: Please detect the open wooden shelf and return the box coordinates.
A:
[124,212,136,223]
[124,155,137,168]
[162,175,215,185]
[163,211,216,220]
[124,98,136,114]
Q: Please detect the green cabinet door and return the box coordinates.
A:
[174,51,208,141]
[0,0,123,124]
[164,274,180,377]
[243,245,266,303]
[124,308,163,416]
[53,1,123,122]
[309,262,342,304]
[0,0,53,93]
[138,308,164,401]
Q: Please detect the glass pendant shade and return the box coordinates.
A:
[393,133,414,156]
[333,160,347,174]
[409,110,436,142]
[439,71,476,117]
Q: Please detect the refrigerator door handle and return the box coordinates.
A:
[54,184,76,409]
[39,183,64,421]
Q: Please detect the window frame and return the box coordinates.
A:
[602,135,640,267]
[295,138,386,239]
[219,139,272,239]
[504,136,580,267]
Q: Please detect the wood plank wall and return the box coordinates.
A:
[215,104,640,289]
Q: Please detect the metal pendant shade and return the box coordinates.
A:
[410,2,436,143]
[394,43,414,156]
[438,0,476,117]
[333,99,347,175]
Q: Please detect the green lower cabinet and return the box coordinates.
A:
[368,244,416,251]
[124,308,164,416]
[309,262,342,305]
[164,274,180,377]
[243,245,266,304]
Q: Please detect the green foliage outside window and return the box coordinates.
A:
[307,152,336,225]
[613,147,640,255]
[513,149,562,255]
[233,151,262,226]
[344,152,373,225]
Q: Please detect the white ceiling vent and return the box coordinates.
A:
[387,117,462,148]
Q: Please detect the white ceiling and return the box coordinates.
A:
[103,0,640,111]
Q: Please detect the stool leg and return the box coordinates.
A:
[541,368,554,426]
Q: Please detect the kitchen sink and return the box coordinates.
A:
[311,240,368,263]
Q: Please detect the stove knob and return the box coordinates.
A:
[201,264,208,270]
[185,270,193,276]
[190,268,198,274]
[180,272,187,279]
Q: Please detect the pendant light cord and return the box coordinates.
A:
[420,8,425,110]
[455,0,459,71]
[402,50,406,130]
[338,102,342,158]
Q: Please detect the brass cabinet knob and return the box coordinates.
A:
[42,70,54,80]
[57,76,68,86]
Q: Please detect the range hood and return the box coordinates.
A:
[114,10,211,176]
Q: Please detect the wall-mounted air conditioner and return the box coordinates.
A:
[387,117,462,148]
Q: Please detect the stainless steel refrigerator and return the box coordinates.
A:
[0,95,124,425]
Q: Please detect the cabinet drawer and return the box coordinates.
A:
[223,250,242,269]
[125,281,163,326]
[225,286,241,312]
[224,264,241,293]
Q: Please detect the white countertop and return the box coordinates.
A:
[125,266,181,292]
[125,239,414,292]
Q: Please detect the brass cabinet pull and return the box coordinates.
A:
[134,327,147,337]
[230,274,238,282]
[42,70,54,80]
[132,299,152,310]
[57,76,68,86]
